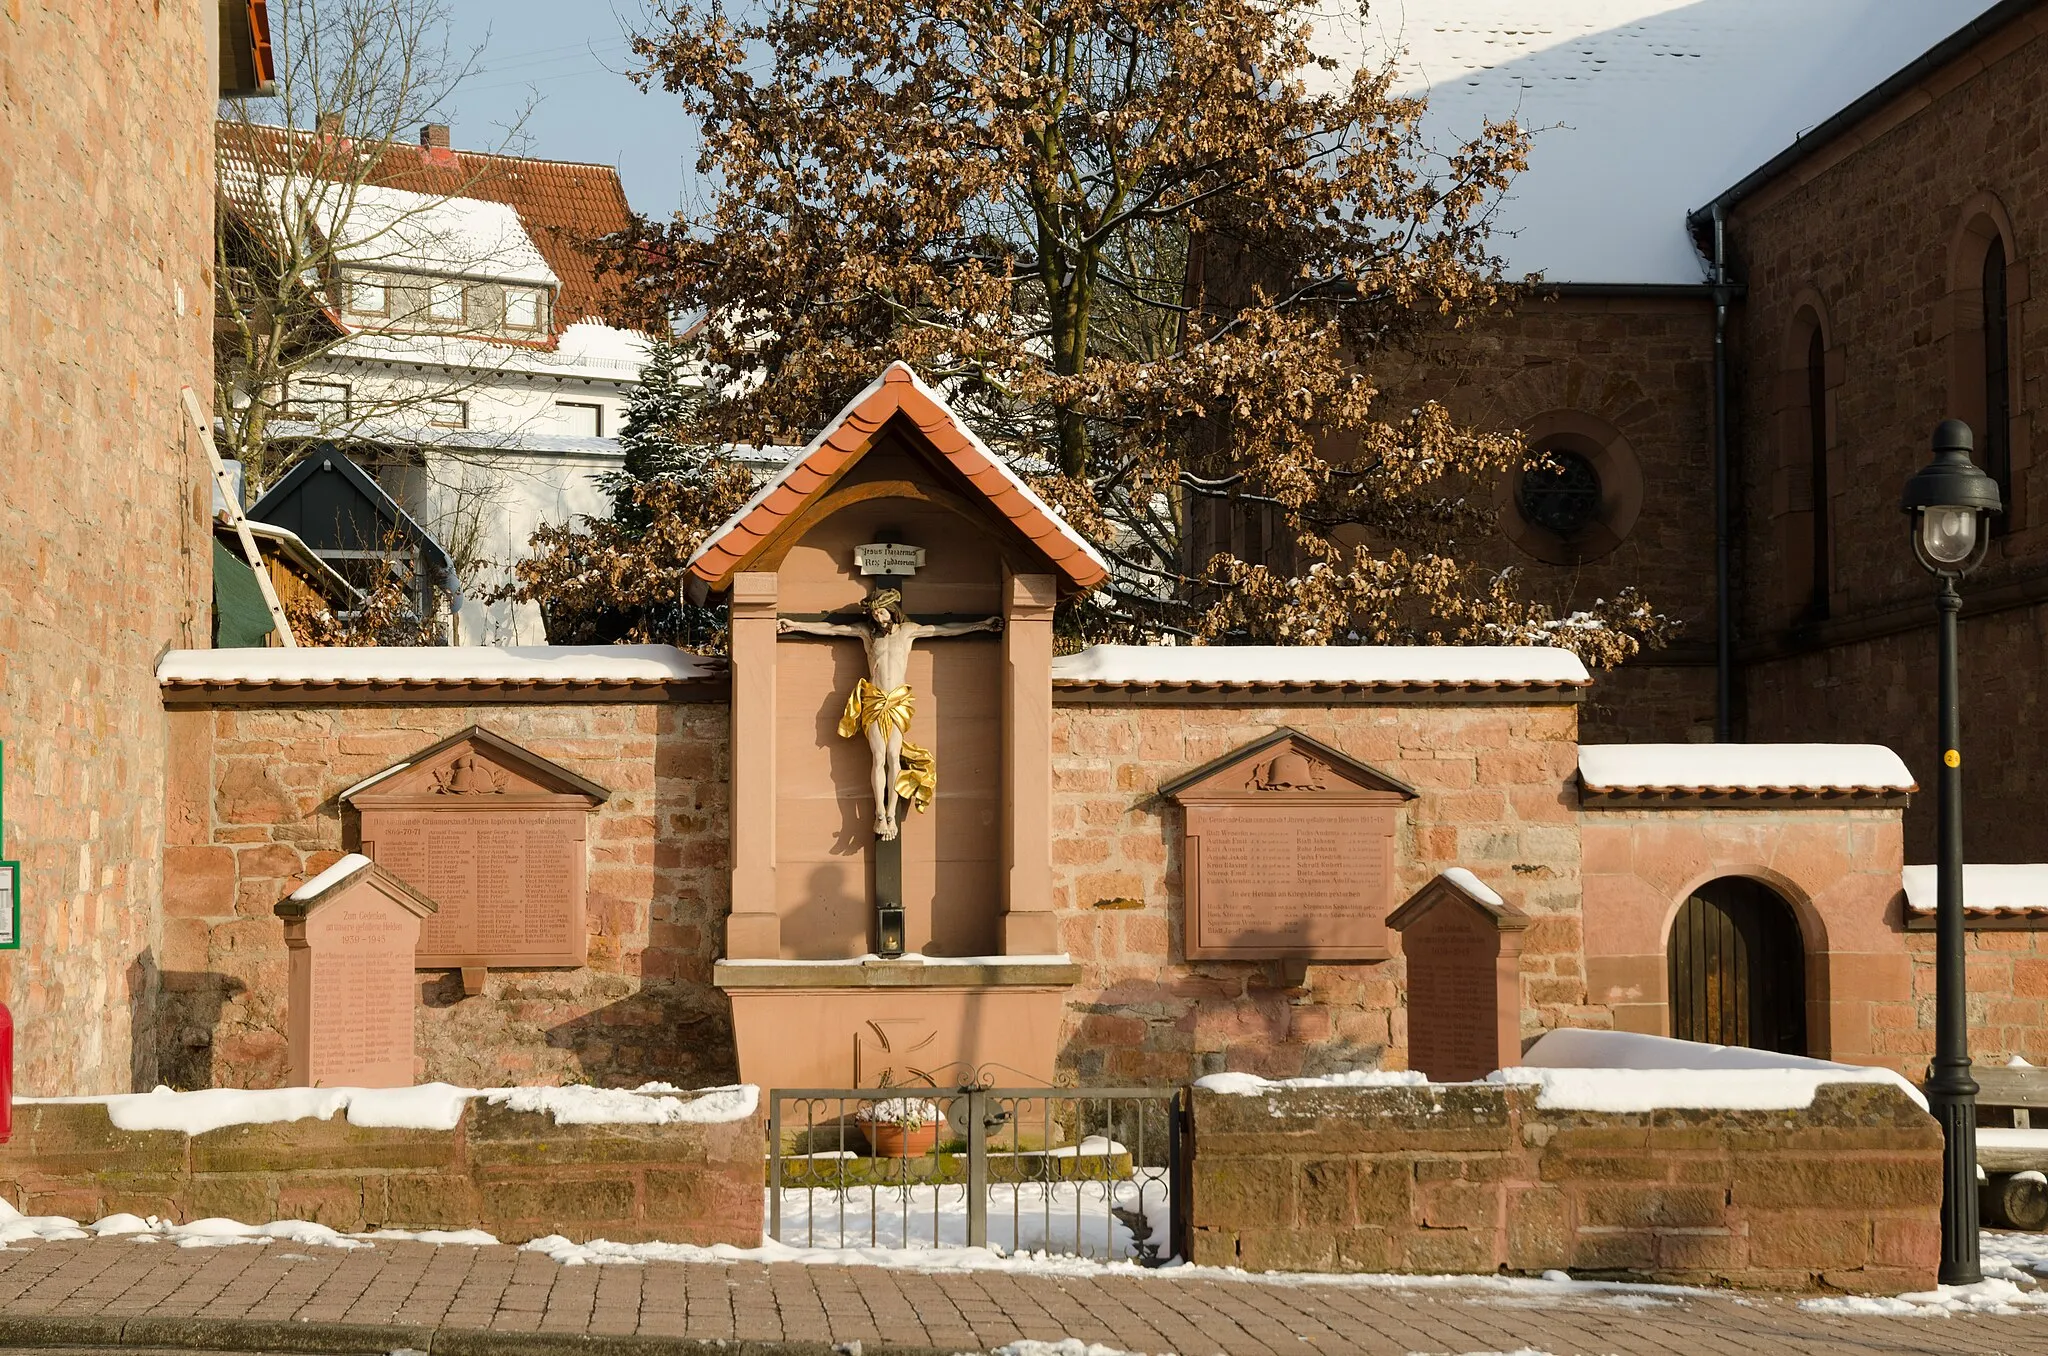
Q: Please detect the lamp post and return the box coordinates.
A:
[1901,418,2002,1286]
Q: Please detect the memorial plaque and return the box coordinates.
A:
[1388,871,1530,1082]
[276,857,437,1087]
[1161,729,1417,961]
[343,726,607,974]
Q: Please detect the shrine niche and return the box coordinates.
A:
[1161,729,1417,962]
[343,726,607,988]
[1388,870,1530,1082]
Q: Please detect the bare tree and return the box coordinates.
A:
[214,0,546,493]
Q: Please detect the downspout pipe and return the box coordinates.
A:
[1711,205,1734,742]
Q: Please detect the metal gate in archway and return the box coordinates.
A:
[1668,877,1807,1055]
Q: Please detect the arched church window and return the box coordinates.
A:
[1985,238,2013,511]
[1805,327,1830,619]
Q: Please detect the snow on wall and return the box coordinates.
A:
[1051,644,1591,686]
[1311,1,2001,283]
[20,1081,760,1135]
[156,645,719,685]
[1502,1028,1928,1112]
[1902,863,2048,914]
[1578,742,1915,792]
[287,853,372,901]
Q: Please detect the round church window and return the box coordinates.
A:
[1516,447,1603,538]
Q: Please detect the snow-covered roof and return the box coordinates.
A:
[1051,644,1591,691]
[1321,1,2001,283]
[1578,742,1916,797]
[322,183,557,286]
[1903,864,2048,917]
[157,645,721,691]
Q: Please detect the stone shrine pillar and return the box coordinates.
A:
[1001,569,1058,954]
[275,857,437,1088]
[726,571,782,959]
[1388,871,1530,1082]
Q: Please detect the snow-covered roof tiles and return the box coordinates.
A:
[1051,644,1590,691]
[157,645,721,693]
[686,363,1110,592]
[1578,742,1916,798]
[1323,1,2002,283]
[323,183,557,286]
[1903,864,2048,917]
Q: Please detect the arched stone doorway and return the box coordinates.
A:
[1667,877,1807,1055]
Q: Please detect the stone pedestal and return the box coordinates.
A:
[714,957,1080,1089]
[275,857,437,1088]
[1388,870,1530,1082]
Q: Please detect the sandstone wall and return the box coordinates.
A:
[1049,697,1591,1084]
[1728,21,2048,858]
[1186,1081,1941,1291]
[162,701,733,1090]
[0,1097,763,1246]
[0,0,216,1093]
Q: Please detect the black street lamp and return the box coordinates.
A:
[1901,418,2003,1286]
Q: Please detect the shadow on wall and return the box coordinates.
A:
[141,951,250,1092]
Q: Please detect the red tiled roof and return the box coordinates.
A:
[687,363,1110,593]
[217,123,636,333]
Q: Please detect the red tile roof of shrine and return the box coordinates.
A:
[686,363,1110,592]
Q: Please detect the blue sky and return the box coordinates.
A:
[441,1,695,218]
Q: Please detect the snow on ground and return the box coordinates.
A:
[1799,1231,2048,1316]
[991,1342,1148,1356]
[19,1081,757,1134]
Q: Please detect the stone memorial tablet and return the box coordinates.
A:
[1161,729,1416,961]
[276,856,436,1087]
[343,727,607,977]
[1388,871,1530,1082]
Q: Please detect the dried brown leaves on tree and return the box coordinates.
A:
[610,0,1666,662]
[499,472,756,647]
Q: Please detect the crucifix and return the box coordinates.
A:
[776,541,1004,956]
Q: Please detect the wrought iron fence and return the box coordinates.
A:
[767,1084,1186,1263]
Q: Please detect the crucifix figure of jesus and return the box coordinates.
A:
[779,587,1004,839]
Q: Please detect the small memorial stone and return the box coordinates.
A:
[275,855,437,1088]
[1388,870,1531,1082]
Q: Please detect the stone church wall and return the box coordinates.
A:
[1728,20,2048,860]
[0,5,216,1092]
[1366,296,1721,744]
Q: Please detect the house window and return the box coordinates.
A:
[426,399,468,429]
[554,401,603,436]
[1805,327,1830,618]
[346,276,388,317]
[505,287,543,331]
[287,381,350,420]
[428,281,466,323]
[1985,240,2012,508]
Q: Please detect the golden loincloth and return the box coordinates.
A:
[838,678,936,814]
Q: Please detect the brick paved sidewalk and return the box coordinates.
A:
[0,1237,2040,1356]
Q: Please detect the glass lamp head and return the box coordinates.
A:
[1902,420,2002,576]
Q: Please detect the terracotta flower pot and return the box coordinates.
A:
[866,1121,939,1159]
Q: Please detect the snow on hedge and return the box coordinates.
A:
[21,1081,758,1135]
[1578,743,1915,792]
[1902,863,2048,914]
[1051,644,1590,686]
[156,645,717,686]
